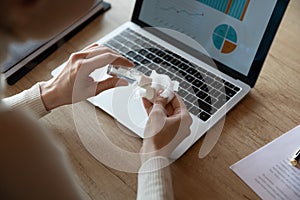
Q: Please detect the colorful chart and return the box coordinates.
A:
[198,0,250,21]
[213,24,237,54]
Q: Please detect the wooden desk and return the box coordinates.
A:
[6,0,300,199]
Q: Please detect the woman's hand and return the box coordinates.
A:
[141,91,193,161]
[40,44,134,111]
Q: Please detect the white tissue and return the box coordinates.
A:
[137,70,179,103]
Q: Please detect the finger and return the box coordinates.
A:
[153,90,168,108]
[67,44,106,62]
[165,104,174,116]
[95,77,128,94]
[84,46,119,59]
[82,43,99,51]
[171,93,188,115]
[150,97,168,118]
[82,53,134,75]
[109,54,135,67]
[142,98,153,115]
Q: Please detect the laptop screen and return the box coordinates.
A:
[132,0,289,87]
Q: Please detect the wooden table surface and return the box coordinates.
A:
[5,0,300,199]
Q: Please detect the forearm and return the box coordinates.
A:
[137,156,174,200]
[3,83,50,118]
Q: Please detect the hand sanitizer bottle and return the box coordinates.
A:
[107,65,145,85]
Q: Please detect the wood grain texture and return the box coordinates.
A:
[5,0,300,199]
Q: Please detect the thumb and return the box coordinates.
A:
[95,77,128,94]
[150,90,168,116]
[153,90,168,108]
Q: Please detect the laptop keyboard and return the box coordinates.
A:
[104,28,241,122]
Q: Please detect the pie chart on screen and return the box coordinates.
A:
[213,24,237,54]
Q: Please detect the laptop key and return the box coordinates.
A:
[119,46,130,53]
[211,81,223,90]
[148,63,158,70]
[155,50,166,57]
[203,76,214,85]
[196,99,213,115]
[224,81,235,88]
[157,68,166,74]
[163,54,173,61]
[171,59,181,66]
[114,35,127,43]
[107,40,122,49]
[186,94,197,104]
[126,51,136,58]
[173,76,182,82]
[192,79,203,88]
[180,81,191,90]
[225,86,236,97]
[192,86,200,94]
[196,90,208,100]
[135,39,145,46]
[200,84,209,93]
[134,55,144,62]
[139,49,149,56]
[178,70,187,77]
[178,63,189,70]
[184,101,193,110]
[190,106,200,116]
[180,57,189,64]
[149,48,159,53]
[165,71,175,79]
[153,57,163,64]
[204,96,212,104]
[170,52,181,59]
[194,72,204,80]
[211,89,221,98]
[142,43,152,49]
[138,66,149,74]
[233,86,241,92]
[199,111,211,121]
[185,75,195,83]
[161,61,171,67]
[125,41,135,48]
[214,95,227,109]
[187,67,197,75]
[146,53,156,60]
[120,30,131,37]
[178,89,188,98]
[145,71,152,76]
[141,59,151,65]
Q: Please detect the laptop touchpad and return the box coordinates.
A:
[89,86,148,138]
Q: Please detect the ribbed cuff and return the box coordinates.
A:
[3,83,50,118]
[137,156,174,200]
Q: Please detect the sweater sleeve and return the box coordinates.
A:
[137,156,174,200]
[3,83,50,118]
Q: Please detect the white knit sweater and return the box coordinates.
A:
[2,83,174,200]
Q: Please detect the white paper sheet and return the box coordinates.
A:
[230,125,300,200]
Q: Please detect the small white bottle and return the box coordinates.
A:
[106,65,145,85]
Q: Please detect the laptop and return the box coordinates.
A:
[52,0,289,158]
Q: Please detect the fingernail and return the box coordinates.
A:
[157,89,164,95]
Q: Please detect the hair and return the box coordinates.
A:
[0,1,13,36]
[0,1,12,68]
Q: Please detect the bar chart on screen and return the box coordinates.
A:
[198,0,250,21]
